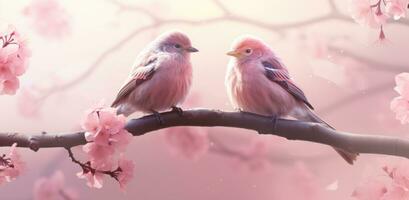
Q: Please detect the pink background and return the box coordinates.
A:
[0,0,408,199]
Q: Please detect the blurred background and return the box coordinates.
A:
[0,0,408,199]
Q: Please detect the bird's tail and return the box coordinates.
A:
[294,107,358,165]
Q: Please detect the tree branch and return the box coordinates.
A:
[2,109,409,159]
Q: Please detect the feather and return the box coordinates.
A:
[262,59,314,110]
[111,57,158,107]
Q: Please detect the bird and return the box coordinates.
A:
[224,35,358,164]
[111,31,198,123]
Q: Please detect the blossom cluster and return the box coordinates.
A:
[23,0,71,39]
[78,105,134,190]
[349,0,409,40]
[353,160,409,199]
[0,143,24,185]
[0,25,31,95]
[164,126,209,160]
[33,171,78,200]
[390,73,409,124]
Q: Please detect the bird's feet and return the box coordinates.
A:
[171,106,184,117]
[151,110,164,125]
[237,108,250,114]
[271,114,278,131]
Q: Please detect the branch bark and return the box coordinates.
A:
[1,109,409,160]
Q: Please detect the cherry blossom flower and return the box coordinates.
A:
[77,169,105,189]
[391,97,409,124]
[0,76,19,95]
[394,72,409,99]
[23,0,71,39]
[82,143,115,168]
[33,171,78,200]
[0,24,30,95]
[0,143,25,184]
[349,0,383,28]
[116,155,135,191]
[80,105,132,160]
[77,104,135,189]
[349,0,409,40]
[352,179,388,200]
[383,186,409,199]
[391,73,409,124]
[110,129,133,152]
[76,158,113,189]
[353,159,409,200]
[76,154,135,191]
[81,106,130,146]
[385,0,409,20]
[164,127,209,160]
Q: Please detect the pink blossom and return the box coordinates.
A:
[353,160,409,200]
[349,0,387,28]
[0,143,25,184]
[81,108,101,135]
[81,105,133,168]
[385,161,409,188]
[378,26,388,42]
[0,76,19,95]
[374,13,389,26]
[391,73,409,124]
[164,127,209,160]
[78,104,134,189]
[77,170,105,189]
[0,24,31,95]
[76,158,112,189]
[385,0,409,20]
[110,130,133,152]
[394,73,409,99]
[33,171,78,200]
[82,143,115,168]
[116,155,135,191]
[352,180,388,200]
[391,97,409,124]
[81,106,128,145]
[0,62,13,80]
[382,185,409,200]
[23,0,71,39]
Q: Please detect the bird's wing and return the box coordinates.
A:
[262,59,314,110]
[111,55,159,107]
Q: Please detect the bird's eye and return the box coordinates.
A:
[175,44,181,48]
[245,48,252,54]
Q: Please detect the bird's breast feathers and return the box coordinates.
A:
[128,55,192,112]
[226,60,297,116]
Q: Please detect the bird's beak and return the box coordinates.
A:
[185,46,199,53]
[226,50,240,57]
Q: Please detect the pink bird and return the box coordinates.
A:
[111,31,198,123]
[225,36,358,164]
